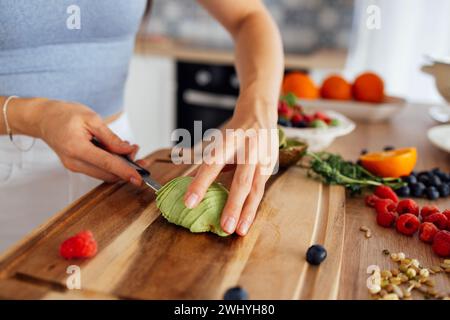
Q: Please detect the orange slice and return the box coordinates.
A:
[359,148,417,178]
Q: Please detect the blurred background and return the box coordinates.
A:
[124,0,450,156]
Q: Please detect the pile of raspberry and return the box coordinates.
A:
[366,185,450,258]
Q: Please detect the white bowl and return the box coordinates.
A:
[427,124,450,154]
[297,96,406,123]
[280,110,355,152]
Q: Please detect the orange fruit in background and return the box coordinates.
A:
[282,72,319,99]
[352,72,385,103]
[359,148,417,178]
[320,75,352,100]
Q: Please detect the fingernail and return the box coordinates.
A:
[120,141,131,147]
[238,220,250,236]
[130,177,141,186]
[223,217,236,234]
[185,193,199,209]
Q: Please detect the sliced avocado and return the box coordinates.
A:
[156,176,230,237]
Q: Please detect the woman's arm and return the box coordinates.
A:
[198,0,284,111]
[184,0,284,236]
[0,96,142,184]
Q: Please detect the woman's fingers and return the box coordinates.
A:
[88,120,136,155]
[77,142,142,185]
[63,158,120,182]
[184,162,225,209]
[220,162,256,234]
[236,166,268,236]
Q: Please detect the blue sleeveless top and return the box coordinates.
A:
[0,0,147,117]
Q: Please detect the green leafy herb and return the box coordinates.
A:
[303,151,405,194]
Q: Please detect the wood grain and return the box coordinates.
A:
[0,151,345,299]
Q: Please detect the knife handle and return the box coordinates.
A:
[91,138,151,177]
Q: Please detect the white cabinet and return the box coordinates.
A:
[124,55,175,157]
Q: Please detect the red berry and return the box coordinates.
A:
[423,213,448,230]
[365,194,381,208]
[444,210,450,230]
[303,114,314,123]
[278,102,294,119]
[420,205,440,219]
[396,213,420,236]
[60,230,98,260]
[432,230,450,257]
[375,199,397,228]
[377,210,397,228]
[396,199,419,216]
[291,113,304,125]
[375,198,397,214]
[374,185,399,203]
[419,222,439,243]
[314,111,331,122]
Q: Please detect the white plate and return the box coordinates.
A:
[281,110,355,152]
[427,125,450,154]
[297,96,406,123]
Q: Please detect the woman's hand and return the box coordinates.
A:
[8,98,142,185]
[183,96,279,236]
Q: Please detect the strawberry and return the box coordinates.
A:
[432,230,450,257]
[396,213,420,236]
[419,222,439,243]
[60,230,98,260]
[420,205,440,219]
[365,194,381,208]
[375,199,397,228]
[423,213,448,230]
[396,199,419,216]
[374,185,399,203]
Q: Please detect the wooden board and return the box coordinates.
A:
[0,150,345,300]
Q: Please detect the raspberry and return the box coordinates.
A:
[365,194,381,208]
[374,185,399,203]
[291,113,304,125]
[444,210,450,230]
[377,210,397,228]
[432,230,450,257]
[375,198,397,214]
[396,199,419,216]
[396,213,420,236]
[423,213,448,230]
[278,102,293,119]
[60,230,98,260]
[419,222,439,243]
[375,199,397,228]
[314,111,331,122]
[420,205,440,219]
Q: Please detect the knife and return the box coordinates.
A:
[91,138,162,191]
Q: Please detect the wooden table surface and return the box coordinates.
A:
[329,103,450,299]
[0,102,449,300]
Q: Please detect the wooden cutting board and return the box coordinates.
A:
[0,149,345,300]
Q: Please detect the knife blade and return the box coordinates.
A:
[91,138,161,192]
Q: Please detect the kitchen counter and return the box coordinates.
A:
[0,103,449,300]
[135,35,348,70]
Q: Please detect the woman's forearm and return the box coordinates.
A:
[0,96,46,137]
[232,7,284,122]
